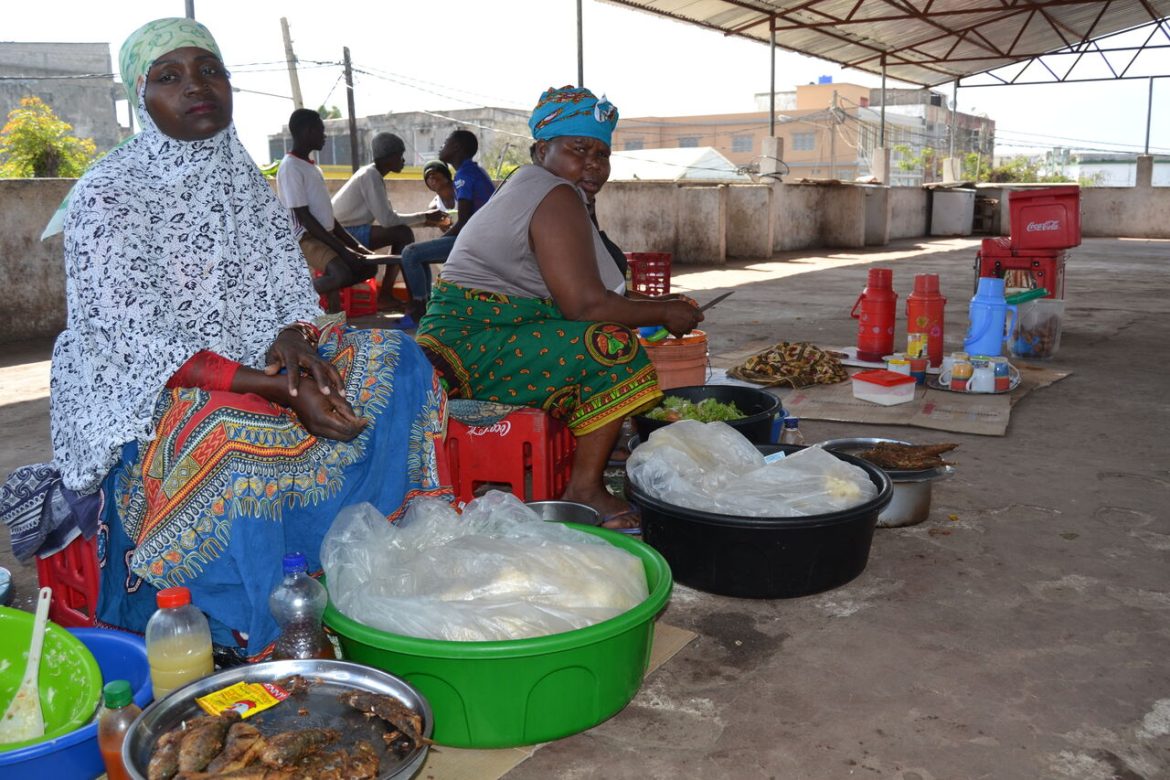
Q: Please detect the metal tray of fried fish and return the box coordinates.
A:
[123,658,433,780]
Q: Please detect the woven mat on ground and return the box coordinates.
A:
[416,621,697,779]
[781,361,1071,436]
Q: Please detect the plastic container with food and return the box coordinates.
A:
[633,384,783,443]
[1011,298,1064,359]
[323,525,672,749]
[851,369,918,405]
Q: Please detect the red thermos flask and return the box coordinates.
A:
[850,268,897,363]
[906,273,947,368]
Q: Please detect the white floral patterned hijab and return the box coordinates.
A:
[50,18,321,493]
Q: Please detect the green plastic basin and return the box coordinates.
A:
[323,525,673,748]
[0,606,102,753]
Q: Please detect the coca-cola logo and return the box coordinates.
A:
[1025,220,1061,232]
[467,420,512,437]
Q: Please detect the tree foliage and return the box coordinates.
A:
[0,96,97,178]
[317,105,342,120]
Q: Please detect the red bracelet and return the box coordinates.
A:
[282,320,321,347]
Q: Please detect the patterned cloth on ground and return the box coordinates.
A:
[727,342,850,388]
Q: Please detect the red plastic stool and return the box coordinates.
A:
[312,272,379,317]
[443,406,576,505]
[35,534,100,628]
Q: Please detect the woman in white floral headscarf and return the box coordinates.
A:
[3,18,449,660]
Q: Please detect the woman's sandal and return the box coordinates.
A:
[600,505,641,535]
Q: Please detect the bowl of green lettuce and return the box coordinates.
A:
[633,385,783,445]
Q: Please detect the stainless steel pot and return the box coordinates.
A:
[817,437,954,528]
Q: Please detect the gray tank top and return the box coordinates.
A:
[440,164,625,299]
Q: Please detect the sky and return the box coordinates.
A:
[5,0,1168,165]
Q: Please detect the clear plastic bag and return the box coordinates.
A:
[319,492,649,642]
[626,420,876,517]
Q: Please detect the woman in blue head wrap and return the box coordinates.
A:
[417,86,703,531]
[2,18,449,660]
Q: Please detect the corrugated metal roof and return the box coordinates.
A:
[599,0,1170,87]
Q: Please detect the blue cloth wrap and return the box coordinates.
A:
[528,86,619,146]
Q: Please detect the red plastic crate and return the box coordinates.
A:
[977,243,1066,299]
[1007,186,1081,250]
[624,252,672,296]
[443,407,575,505]
[36,534,100,628]
[313,272,379,318]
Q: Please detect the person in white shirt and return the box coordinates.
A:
[276,108,376,309]
[333,132,444,252]
[332,132,444,309]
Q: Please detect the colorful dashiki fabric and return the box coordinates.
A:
[417,279,661,436]
[96,327,449,659]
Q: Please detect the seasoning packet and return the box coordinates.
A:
[195,681,290,719]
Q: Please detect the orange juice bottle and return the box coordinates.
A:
[97,680,141,780]
[146,587,214,700]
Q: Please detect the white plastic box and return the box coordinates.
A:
[851,369,917,406]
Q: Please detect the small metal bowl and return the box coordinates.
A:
[526,501,602,526]
[818,437,954,528]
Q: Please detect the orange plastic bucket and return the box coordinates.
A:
[640,330,707,390]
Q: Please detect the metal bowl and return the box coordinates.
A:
[122,659,432,780]
[526,500,602,526]
[817,437,954,528]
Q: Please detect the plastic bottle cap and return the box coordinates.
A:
[913,274,940,294]
[282,552,309,575]
[156,586,191,609]
[103,679,133,708]
[784,417,800,429]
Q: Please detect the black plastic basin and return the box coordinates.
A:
[628,445,893,599]
[634,385,783,445]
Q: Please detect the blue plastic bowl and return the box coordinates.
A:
[0,628,152,779]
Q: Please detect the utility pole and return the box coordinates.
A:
[343,47,359,173]
[185,0,195,19]
[280,18,305,110]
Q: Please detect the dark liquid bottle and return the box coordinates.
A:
[269,552,334,660]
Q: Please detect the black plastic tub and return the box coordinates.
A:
[628,445,893,599]
[633,385,783,445]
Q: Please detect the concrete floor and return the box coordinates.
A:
[3,237,1169,779]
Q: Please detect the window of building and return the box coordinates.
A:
[678,136,699,148]
[624,138,644,151]
[731,135,752,153]
[792,132,816,151]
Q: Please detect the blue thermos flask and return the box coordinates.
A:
[962,277,1018,357]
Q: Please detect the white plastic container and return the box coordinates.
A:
[851,369,917,406]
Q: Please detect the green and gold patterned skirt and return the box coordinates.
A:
[417,280,662,435]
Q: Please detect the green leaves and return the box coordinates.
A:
[0,96,97,178]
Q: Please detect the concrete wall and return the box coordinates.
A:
[0,179,71,342]
[6,173,1170,343]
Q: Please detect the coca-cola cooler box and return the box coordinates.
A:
[1007,186,1081,250]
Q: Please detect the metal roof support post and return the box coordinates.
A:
[879,56,886,148]
[949,79,958,160]
[1146,77,1154,155]
[769,16,776,137]
[577,0,585,88]
[185,0,195,19]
